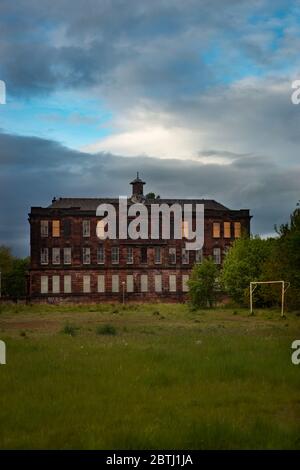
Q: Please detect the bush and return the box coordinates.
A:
[96,324,117,335]
[188,257,219,309]
[62,323,79,337]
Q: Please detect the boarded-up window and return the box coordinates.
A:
[168,247,176,264]
[63,219,71,237]
[169,274,176,292]
[97,245,105,264]
[64,275,72,293]
[234,222,241,238]
[182,275,189,292]
[97,275,105,293]
[112,274,119,293]
[141,274,148,292]
[63,247,71,264]
[224,222,231,238]
[52,220,60,237]
[40,247,49,265]
[83,247,91,264]
[83,275,91,293]
[83,220,90,237]
[126,275,134,293]
[155,246,161,264]
[41,220,48,237]
[52,275,60,293]
[41,276,48,294]
[155,274,162,292]
[213,247,221,264]
[182,248,189,264]
[213,222,220,238]
[195,249,203,263]
[127,247,133,264]
[111,247,119,264]
[52,247,60,265]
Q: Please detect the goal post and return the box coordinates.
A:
[249,281,290,317]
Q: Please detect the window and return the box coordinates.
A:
[127,247,133,264]
[141,274,148,292]
[40,247,49,265]
[52,275,60,294]
[63,247,71,265]
[168,247,176,264]
[111,246,119,264]
[195,249,203,263]
[126,275,134,293]
[182,248,189,264]
[41,220,48,237]
[224,222,231,238]
[83,275,91,293]
[182,220,189,238]
[52,220,60,237]
[169,274,176,292]
[41,276,48,294]
[97,275,105,293]
[83,220,90,237]
[83,247,91,264]
[52,248,60,265]
[63,220,71,237]
[97,245,105,264]
[155,274,162,293]
[64,275,72,293]
[234,222,241,238]
[141,247,147,264]
[213,247,221,264]
[182,275,189,292]
[154,246,161,264]
[112,274,119,293]
[213,222,220,238]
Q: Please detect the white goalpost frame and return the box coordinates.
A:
[249,281,290,317]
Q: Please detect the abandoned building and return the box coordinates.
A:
[28,175,251,301]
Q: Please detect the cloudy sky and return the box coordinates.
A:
[0,0,300,256]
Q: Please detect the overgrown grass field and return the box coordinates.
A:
[0,302,299,449]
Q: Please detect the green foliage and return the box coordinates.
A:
[0,246,29,300]
[62,323,79,336]
[96,324,117,335]
[263,203,300,309]
[188,257,219,308]
[221,236,273,305]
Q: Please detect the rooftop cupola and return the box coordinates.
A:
[130,172,145,196]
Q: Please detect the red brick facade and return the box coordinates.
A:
[28,176,251,302]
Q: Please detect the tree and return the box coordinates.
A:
[263,203,300,309]
[188,257,219,308]
[0,246,29,300]
[221,236,273,305]
[4,258,30,300]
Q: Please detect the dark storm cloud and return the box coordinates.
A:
[0,131,299,256]
[0,0,290,98]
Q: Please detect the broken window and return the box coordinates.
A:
[40,247,49,265]
[83,247,91,264]
[83,220,90,237]
[41,220,48,237]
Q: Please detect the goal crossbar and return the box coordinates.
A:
[249,281,290,317]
